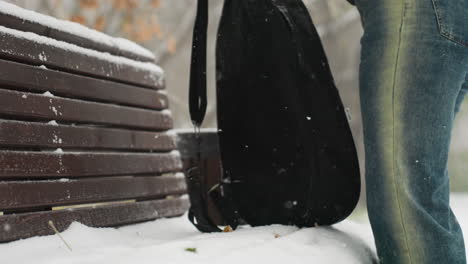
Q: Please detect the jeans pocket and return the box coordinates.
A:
[432,0,468,47]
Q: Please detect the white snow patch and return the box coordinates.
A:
[38,52,47,61]
[162,109,172,115]
[345,107,353,121]
[21,94,27,99]
[174,172,185,179]
[0,1,154,60]
[3,224,11,232]
[170,150,181,157]
[53,148,64,154]
[50,106,58,116]
[159,98,166,107]
[1,194,467,264]
[0,212,379,264]
[52,134,62,144]
[47,120,58,126]
[166,129,178,136]
[38,65,47,69]
[0,25,164,85]
[42,91,54,97]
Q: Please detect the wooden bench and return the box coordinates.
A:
[0,9,188,242]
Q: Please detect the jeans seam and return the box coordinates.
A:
[391,1,414,263]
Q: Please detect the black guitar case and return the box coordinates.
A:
[187,0,360,232]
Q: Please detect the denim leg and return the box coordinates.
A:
[454,76,468,115]
[355,0,468,263]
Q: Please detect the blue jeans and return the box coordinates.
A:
[355,0,468,263]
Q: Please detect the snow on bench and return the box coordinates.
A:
[0,1,155,62]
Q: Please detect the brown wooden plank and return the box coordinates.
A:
[0,12,155,63]
[0,89,172,131]
[0,197,189,242]
[0,28,162,88]
[0,175,187,211]
[0,151,182,178]
[0,59,167,110]
[0,120,177,151]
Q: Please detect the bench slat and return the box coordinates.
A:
[0,89,172,131]
[0,59,167,110]
[0,29,162,89]
[0,197,189,242]
[0,120,176,151]
[0,151,182,178]
[0,12,155,63]
[0,175,186,211]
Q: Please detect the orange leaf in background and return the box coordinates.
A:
[151,16,164,39]
[126,0,138,9]
[167,36,177,54]
[94,16,105,32]
[122,22,133,35]
[70,15,86,25]
[135,17,146,27]
[121,15,134,34]
[152,23,163,39]
[132,17,154,43]
[151,0,161,8]
[79,0,98,9]
[112,0,125,9]
[112,0,137,10]
[135,27,153,43]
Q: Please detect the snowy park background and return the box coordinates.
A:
[6,0,468,193]
[0,0,467,263]
[7,0,467,195]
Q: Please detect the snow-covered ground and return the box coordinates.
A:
[1,193,467,264]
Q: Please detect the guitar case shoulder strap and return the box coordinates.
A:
[186,0,241,233]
